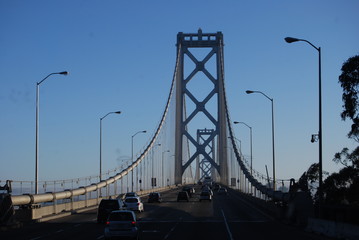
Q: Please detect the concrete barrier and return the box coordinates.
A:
[306,218,359,240]
[13,185,179,222]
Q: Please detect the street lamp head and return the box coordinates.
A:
[284,37,299,43]
[142,130,147,133]
[233,121,239,124]
[58,71,69,75]
[114,111,122,114]
[245,90,254,94]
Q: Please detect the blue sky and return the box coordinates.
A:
[1,0,358,183]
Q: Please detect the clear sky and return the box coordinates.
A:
[1,0,358,183]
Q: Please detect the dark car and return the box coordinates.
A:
[177,191,189,202]
[182,186,192,197]
[218,187,228,195]
[97,199,126,223]
[199,191,212,201]
[148,192,162,203]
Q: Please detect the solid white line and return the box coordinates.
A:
[96,235,104,240]
[56,229,64,233]
[29,237,42,240]
[74,223,82,227]
[163,218,181,240]
[230,192,274,221]
[139,219,266,223]
[221,209,234,240]
[142,230,160,233]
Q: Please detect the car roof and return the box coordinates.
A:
[111,210,134,213]
[125,197,140,201]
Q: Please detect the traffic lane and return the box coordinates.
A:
[215,189,332,240]
[139,221,229,240]
[139,187,231,240]
[0,188,179,240]
[215,189,270,222]
[0,207,105,240]
[228,221,333,240]
[0,220,104,240]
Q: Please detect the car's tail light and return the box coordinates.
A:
[131,221,136,226]
[106,221,110,225]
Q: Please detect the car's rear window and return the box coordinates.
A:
[100,200,118,209]
[125,198,138,203]
[109,212,134,221]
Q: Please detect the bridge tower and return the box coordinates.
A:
[174,29,228,185]
[195,129,217,183]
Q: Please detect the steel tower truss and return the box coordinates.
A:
[174,29,228,185]
[195,129,216,182]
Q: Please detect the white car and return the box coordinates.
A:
[123,192,138,199]
[124,197,144,212]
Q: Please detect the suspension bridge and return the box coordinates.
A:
[0,30,323,240]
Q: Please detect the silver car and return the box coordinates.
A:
[199,191,212,202]
[124,197,144,212]
[104,210,139,240]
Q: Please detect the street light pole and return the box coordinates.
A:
[35,71,68,195]
[131,130,146,192]
[99,111,121,182]
[285,36,323,211]
[151,143,161,188]
[246,90,276,191]
[233,121,253,193]
[162,150,170,187]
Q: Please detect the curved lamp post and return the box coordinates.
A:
[131,130,146,192]
[99,111,121,182]
[35,71,68,194]
[162,150,170,187]
[151,143,161,188]
[285,36,323,211]
[233,121,253,180]
[246,90,276,190]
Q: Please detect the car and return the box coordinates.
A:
[104,210,139,240]
[97,199,126,223]
[177,191,189,202]
[148,192,162,203]
[124,197,144,212]
[217,187,228,195]
[182,186,192,197]
[201,184,212,191]
[199,191,212,202]
[124,192,138,199]
[202,186,213,196]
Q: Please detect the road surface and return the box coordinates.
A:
[1,185,331,240]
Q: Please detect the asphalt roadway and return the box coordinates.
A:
[1,185,333,240]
